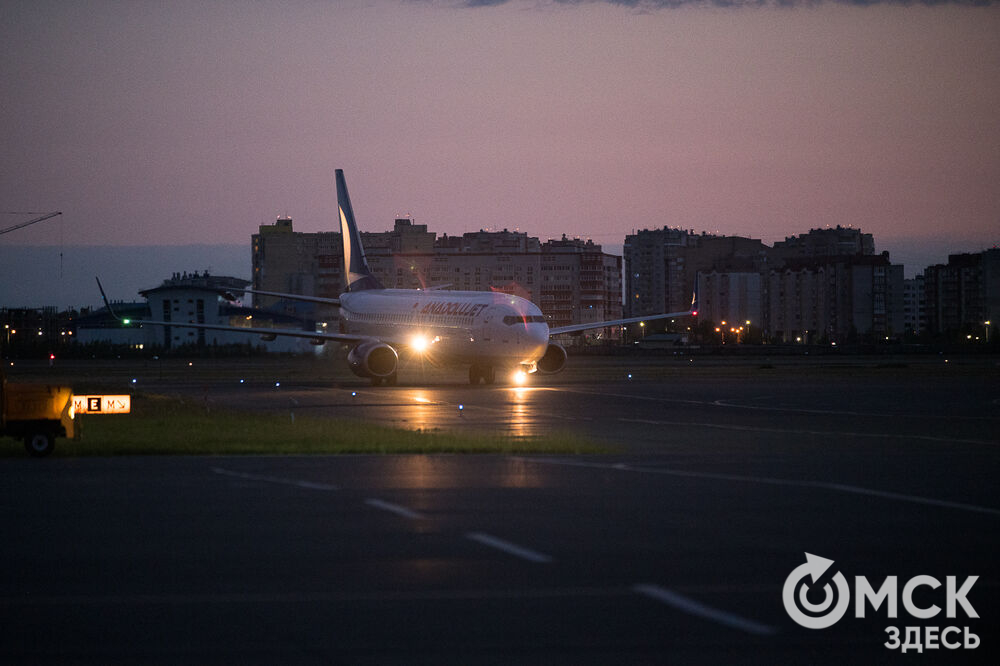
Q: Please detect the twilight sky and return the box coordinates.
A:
[2,1,998,269]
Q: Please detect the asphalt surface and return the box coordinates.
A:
[1,356,998,663]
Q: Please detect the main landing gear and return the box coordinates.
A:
[468,364,496,385]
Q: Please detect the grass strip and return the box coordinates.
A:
[2,394,607,457]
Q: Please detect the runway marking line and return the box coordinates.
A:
[556,387,999,423]
[211,467,339,491]
[465,532,553,563]
[0,586,635,606]
[516,458,1000,518]
[364,498,427,520]
[632,584,777,636]
[617,416,995,447]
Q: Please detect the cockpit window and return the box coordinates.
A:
[503,315,546,326]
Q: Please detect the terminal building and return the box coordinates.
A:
[76,271,316,352]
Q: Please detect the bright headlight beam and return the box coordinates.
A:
[410,334,430,353]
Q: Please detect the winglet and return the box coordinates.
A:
[690,286,699,317]
[96,277,121,320]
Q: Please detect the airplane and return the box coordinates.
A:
[99,169,697,386]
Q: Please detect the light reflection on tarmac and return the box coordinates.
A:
[187,363,1000,454]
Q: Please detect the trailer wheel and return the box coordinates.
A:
[24,432,55,458]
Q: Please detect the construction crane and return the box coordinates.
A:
[0,211,63,236]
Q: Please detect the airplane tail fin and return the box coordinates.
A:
[336,169,383,292]
[96,277,122,320]
[690,285,699,316]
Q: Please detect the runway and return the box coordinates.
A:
[1,357,997,662]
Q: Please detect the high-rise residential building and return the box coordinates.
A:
[773,226,875,260]
[624,228,772,319]
[696,271,763,337]
[626,224,904,342]
[903,275,926,337]
[924,249,1000,339]
[541,236,622,339]
[766,264,828,343]
[771,228,898,342]
[766,254,903,343]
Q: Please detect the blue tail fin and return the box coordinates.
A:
[336,169,383,292]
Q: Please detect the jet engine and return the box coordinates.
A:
[347,341,398,380]
[536,342,567,374]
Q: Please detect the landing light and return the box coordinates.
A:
[512,370,528,386]
[410,334,431,353]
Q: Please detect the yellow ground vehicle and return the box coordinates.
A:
[0,371,76,457]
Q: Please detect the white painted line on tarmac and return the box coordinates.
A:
[1,586,627,606]
[211,467,339,491]
[617,416,994,446]
[516,458,1000,517]
[632,584,777,636]
[465,532,553,563]
[364,498,427,520]
[557,387,999,422]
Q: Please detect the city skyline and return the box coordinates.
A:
[0,218,992,310]
[2,1,998,304]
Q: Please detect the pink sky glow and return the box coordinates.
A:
[2,1,998,268]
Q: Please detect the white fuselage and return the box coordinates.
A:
[339,289,550,368]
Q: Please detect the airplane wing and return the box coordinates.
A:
[96,278,367,345]
[134,318,371,345]
[548,308,696,336]
[242,288,341,306]
[550,290,698,336]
